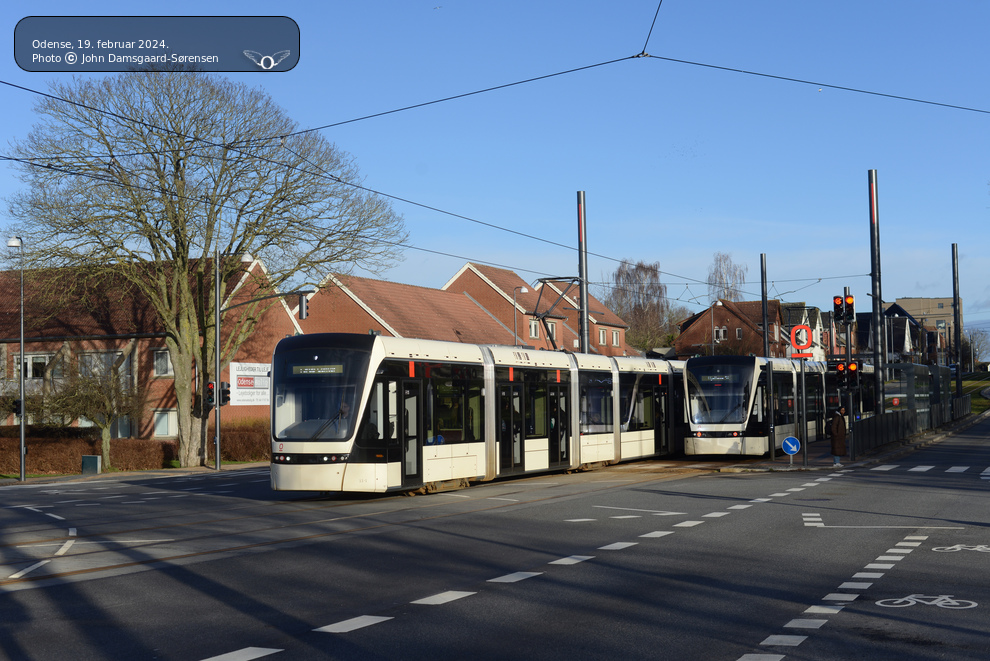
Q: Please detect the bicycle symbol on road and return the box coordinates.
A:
[876,594,977,609]
[932,544,990,553]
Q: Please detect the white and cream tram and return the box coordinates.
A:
[270,333,686,493]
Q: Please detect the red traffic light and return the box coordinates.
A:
[835,362,846,374]
[844,294,855,306]
[847,361,859,374]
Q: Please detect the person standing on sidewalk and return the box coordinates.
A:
[830,405,847,466]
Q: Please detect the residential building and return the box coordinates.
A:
[674,299,788,359]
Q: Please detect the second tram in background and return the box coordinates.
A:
[683,355,876,455]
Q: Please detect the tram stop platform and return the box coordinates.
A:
[723,407,990,473]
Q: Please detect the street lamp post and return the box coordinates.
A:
[7,237,25,482]
[710,300,722,355]
[513,286,528,346]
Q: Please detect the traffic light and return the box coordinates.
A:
[835,361,847,381]
[11,399,22,416]
[846,360,860,385]
[843,294,856,324]
[220,382,231,406]
[205,381,216,409]
[833,295,844,323]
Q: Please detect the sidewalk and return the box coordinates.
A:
[723,407,990,473]
[0,461,271,487]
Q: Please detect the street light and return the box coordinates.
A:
[513,286,528,346]
[710,300,722,355]
[7,237,25,482]
[214,248,254,470]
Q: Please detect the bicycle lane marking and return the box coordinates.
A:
[735,534,930,661]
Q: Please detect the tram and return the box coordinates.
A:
[269,333,687,493]
[684,355,877,455]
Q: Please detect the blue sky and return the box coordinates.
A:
[3,2,989,335]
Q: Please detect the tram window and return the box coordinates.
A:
[526,382,547,438]
[580,371,613,434]
[424,364,485,444]
[619,373,653,432]
[772,371,794,425]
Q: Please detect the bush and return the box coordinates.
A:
[0,418,269,475]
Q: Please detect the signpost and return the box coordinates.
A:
[783,435,800,467]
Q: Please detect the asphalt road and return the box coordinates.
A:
[2,421,989,661]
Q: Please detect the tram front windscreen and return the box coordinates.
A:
[685,359,755,425]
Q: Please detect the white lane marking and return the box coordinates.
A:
[728,504,753,510]
[946,466,969,473]
[436,493,470,498]
[487,497,519,502]
[839,582,872,590]
[673,521,704,528]
[905,536,930,540]
[853,572,884,579]
[768,493,791,497]
[598,542,637,550]
[703,512,729,518]
[199,647,284,661]
[594,506,686,516]
[800,483,821,487]
[566,518,596,523]
[814,478,832,482]
[54,540,75,556]
[737,655,785,661]
[8,560,51,579]
[760,635,806,646]
[750,498,772,502]
[411,591,475,605]
[822,593,858,602]
[896,541,922,547]
[871,465,897,471]
[876,556,904,562]
[610,515,641,519]
[884,549,912,554]
[640,531,674,538]
[908,466,934,472]
[489,572,541,583]
[549,555,594,565]
[68,528,77,536]
[46,513,65,521]
[786,488,805,493]
[784,619,827,629]
[865,563,896,570]
[805,605,844,614]
[314,615,393,633]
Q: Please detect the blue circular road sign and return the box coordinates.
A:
[782,436,801,455]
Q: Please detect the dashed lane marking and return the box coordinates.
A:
[314,616,393,634]
[488,572,542,583]
[199,647,284,661]
[411,591,475,605]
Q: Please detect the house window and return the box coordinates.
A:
[736,327,743,340]
[612,330,620,346]
[13,353,64,380]
[154,349,173,377]
[546,321,556,341]
[720,326,728,341]
[153,410,178,437]
[937,303,944,309]
[529,319,539,339]
[599,329,607,345]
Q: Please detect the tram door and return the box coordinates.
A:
[498,385,524,473]
[387,379,423,488]
[548,384,569,467]
[653,387,668,455]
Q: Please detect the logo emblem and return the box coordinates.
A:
[243,50,292,70]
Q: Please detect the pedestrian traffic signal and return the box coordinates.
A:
[220,382,231,406]
[843,294,856,324]
[205,381,216,408]
[11,399,22,416]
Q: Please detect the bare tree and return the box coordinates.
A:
[7,69,406,466]
[602,261,672,352]
[707,251,748,303]
[46,341,146,469]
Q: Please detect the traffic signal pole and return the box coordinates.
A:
[845,286,856,462]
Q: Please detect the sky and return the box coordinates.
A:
[3,1,989,337]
